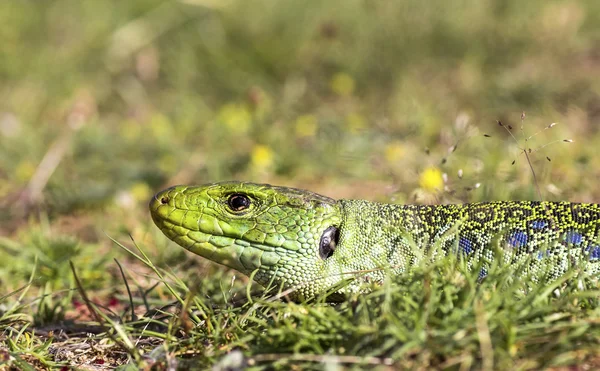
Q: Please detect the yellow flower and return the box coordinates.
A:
[384,141,405,164]
[251,145,274,170]
[150,114,172,138]
[217,103,251,133]
[295,115,318,138]
[330,72,355,97]
[419,167,444,193]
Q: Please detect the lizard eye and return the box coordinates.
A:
[319,226,339,260]
[227,194,251,212]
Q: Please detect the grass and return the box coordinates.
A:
[2,0,600,369]
[2,238,599,370]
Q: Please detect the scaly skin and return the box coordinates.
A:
[149,182,600,300]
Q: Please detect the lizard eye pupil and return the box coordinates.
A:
[228,194,251,211]
[319,226,339,260]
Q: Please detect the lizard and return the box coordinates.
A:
[149,181,600,301]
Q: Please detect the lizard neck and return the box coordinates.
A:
[327,199,441,284]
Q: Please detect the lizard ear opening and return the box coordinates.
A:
[319,226,339,260]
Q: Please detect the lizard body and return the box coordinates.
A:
[150,182,600,300]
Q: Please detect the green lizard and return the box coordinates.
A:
[149,182,600,300]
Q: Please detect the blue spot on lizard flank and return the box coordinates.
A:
[478,267,488,280]
[507,231,528,248]
[565,231,583,245]
[536,250,550,260]
[459,237,473,255]
[530,220,548,229]
[587,246,600,260]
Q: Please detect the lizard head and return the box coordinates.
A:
[149,182,347,300]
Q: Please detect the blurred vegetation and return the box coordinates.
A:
[1,0,600,369]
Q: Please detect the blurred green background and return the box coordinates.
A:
[2,0,600,289]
